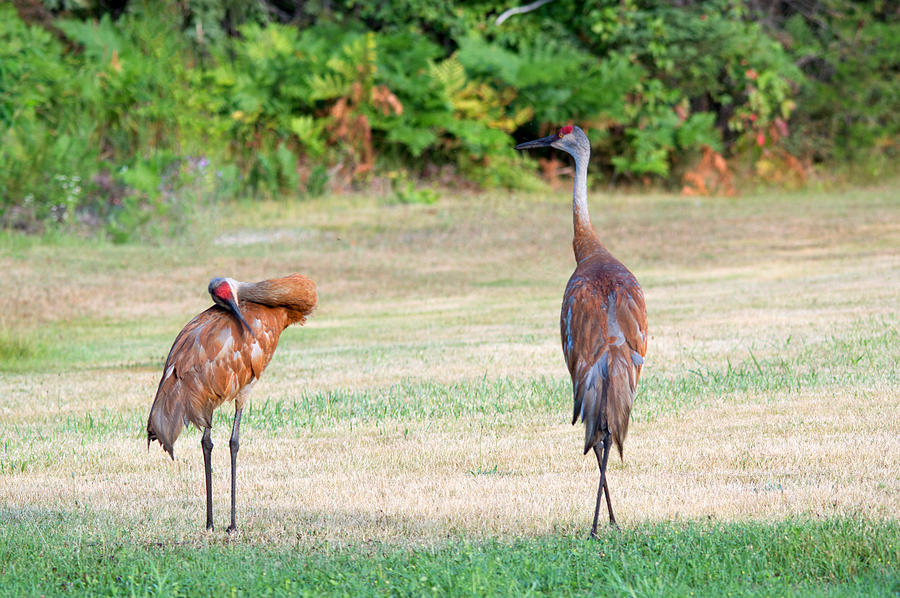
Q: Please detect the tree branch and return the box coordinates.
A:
[494,0,555,26]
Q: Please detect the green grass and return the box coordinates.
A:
[0,516,896,597]
[0,329,46,365]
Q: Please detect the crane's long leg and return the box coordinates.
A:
[201,427,214,531]
[226,407,243,534]
[589,456,604,537]
[590,431,617,538]
[600,433,617,529]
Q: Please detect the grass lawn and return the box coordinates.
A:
[1,184,898,596]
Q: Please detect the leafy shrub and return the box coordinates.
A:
[2,0,897,238]
[2,3,233,240]
[204,20,536,194]
[779,3,900,177]
[0,4,94,228]
[485,0,800,180]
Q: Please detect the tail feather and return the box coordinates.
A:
[581,379,608,455]
[579,352,609,454]
[576,344,637,457]
[146,383,186,460]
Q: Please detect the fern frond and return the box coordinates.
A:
[308,73,348,101]
[430,57,467,97]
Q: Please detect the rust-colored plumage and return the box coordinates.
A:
[147,273,317,532]
[562,248,647,458]
[517,126,648,535]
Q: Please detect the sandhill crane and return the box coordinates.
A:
[147,273,317,533]
[516,126,648,536]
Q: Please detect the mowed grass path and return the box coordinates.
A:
[1,186,898,596]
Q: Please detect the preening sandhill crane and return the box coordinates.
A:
[516,126,648,536]
[147,273,317,532]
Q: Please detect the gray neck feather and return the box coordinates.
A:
[572,148,591,228]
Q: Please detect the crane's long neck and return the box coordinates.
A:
[572,150,601,263]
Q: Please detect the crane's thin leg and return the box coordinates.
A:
[201,427,214,531]
[226,407,243,534]
[590,451,604,538]
[600,433,617,529]
[590,431,617,538]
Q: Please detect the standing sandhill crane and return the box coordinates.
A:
[516,126,648,536]
[147,274,317,533]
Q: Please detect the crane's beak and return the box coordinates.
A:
[515,134,556,150]
[223,297,254,337]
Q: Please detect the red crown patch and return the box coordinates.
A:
[215,284,233,301]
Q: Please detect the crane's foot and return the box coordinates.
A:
[226,524,237,534]
[206,523,215,532]
[589,521,619,539]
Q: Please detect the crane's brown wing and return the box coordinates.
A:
[605,280,647,456]
[614,280,648,372]
[562,274,647,455]
[562,276,608,423]
[146,305,284,457]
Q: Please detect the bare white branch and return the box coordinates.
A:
[494,0,555,26]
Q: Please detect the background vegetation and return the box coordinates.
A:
[2,0,898,239]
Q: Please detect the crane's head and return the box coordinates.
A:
[208,277,253,336]
[515,125,589,158]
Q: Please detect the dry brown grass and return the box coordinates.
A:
[1,185,898,546]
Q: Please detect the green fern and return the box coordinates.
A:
[430,57,467,98]
[289,116,326,157]
[308,73,349,102]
